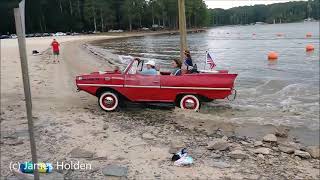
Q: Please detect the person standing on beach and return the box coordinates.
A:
[51,39,60,63]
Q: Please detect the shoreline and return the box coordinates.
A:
[86,28,207,45]
[1,32,319,179]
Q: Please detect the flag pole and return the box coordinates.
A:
[204,51,207,70]
[14,5,39,180]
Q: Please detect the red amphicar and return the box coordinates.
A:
[76,58,237,111]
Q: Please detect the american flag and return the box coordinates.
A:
[206,52,216,69]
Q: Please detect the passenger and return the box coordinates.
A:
[155,64,161,75]
[171,58,182,76]
[183,50,193,70]
[140,60,157,75]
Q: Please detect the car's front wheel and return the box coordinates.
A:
[99,91,119,112]
[179,94,200,111]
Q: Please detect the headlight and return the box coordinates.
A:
[77,76,83,80]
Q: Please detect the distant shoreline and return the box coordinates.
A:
[87,28,207,44]
[209,20,320,28]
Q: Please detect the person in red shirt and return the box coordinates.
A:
[51,39,60,63]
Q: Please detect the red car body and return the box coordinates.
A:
[76,59,237,111]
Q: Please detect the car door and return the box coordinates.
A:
[123,60,161,101]
[124,74,161,101]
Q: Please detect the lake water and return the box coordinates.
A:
[91,22,319,144]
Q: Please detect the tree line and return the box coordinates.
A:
[209,0,319,25]
[1,0,319,34]
[1,0,208,34]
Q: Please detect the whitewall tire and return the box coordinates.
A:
[99,92,119,111]
[180,95,200,111]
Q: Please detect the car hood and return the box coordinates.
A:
[76,71,121,80]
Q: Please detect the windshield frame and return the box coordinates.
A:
[124,59,144,74]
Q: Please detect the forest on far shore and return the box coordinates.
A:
[1,0,319,34]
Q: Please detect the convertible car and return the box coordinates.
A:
[76,58,237,111]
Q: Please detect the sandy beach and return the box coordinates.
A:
[1,34,319,179]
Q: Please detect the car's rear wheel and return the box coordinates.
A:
[179,95,200,111]
[99,91,119,112]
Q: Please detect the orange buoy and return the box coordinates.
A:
[306,44,315,52]
[306,33,312,38]
[268,51,278,60]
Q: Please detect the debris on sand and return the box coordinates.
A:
[171,148,194,166]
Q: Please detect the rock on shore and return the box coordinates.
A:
[306,146,320,159]
[229,150,249,159]
[294,150,311,159]
[207,138,230,151]
[263,134,277,143]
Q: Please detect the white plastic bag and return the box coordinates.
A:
[173,156,194,166]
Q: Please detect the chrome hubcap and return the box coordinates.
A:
[185,99,195,109]
[104,96,114,105]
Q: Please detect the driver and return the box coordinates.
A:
[140,60,157,75]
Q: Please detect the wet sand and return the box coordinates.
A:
[1,34,319,179]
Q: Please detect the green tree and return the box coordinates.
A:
[84,0,98,31]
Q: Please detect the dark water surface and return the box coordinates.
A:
[91,22,319,145]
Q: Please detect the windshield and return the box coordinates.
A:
[128,60,139,74]
[120,56,134,73]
